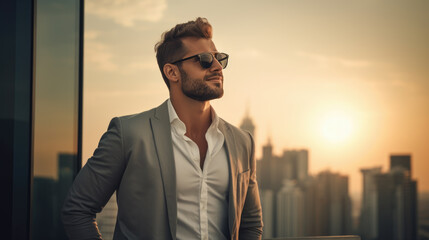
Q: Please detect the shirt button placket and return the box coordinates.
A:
[200,175,209,240]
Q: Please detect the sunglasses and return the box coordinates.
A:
[171,52,229,69]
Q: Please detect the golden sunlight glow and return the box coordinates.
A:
[83,1,429,193]
[320,111,354,144]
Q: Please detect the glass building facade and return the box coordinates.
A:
[1,0,83,239]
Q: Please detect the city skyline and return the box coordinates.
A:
[77,0,429,196]
[7,1,426,239]
[98,115,420,239]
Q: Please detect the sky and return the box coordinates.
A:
[82,0,429,195]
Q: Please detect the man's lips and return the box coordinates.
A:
[206,75,223,82]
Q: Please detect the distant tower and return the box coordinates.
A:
[314,170,352,236]
[276,179,305,237]
[282,149,309,181]
[239,107,255,138]
[262,137,273,160]
[390,154,412,176]
[97,194,118,240]
[57,153,78,239]
[360,167,382,240]
[359,155,417,240]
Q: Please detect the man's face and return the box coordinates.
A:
[177,38,224,101]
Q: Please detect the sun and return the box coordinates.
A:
[320,111,354,143]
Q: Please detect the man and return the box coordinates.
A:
[62,17,263,240]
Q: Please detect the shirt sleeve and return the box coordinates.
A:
[61,117,126,240]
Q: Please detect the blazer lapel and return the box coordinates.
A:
[150,101,177,240]
[218,120,238,237]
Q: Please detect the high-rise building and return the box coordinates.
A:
[282,149,309,181]
[302,176,318,236]
[276,180,306,237]
[418,192,429,240]
[260,189,274,239]
[97,194,118,240]
[256,138,352,238]
[239,110,353,238]
[239,108,255,138]
[258,139,282,192]
[377,169,417,240]
[258,139,309,193]
[313,170,352,236]
[258,139,312,237]
[57,153,78,239]
[359,154,417,240]
[390,155,411,175]
[360,167,382,240]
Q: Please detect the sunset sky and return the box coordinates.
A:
[82,0,429,195]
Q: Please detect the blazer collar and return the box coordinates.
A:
[150,101,239,239]
[218,120,238,236]
[150,100,177,240]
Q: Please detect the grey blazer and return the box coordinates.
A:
[62,100,263,240]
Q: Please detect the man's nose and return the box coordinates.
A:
[210,58,223,72]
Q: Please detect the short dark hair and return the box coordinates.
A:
[154,17,212,88]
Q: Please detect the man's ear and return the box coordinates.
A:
[163,63,180,84]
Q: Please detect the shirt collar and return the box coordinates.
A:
[167,98,221,130]
[167,98,180,124]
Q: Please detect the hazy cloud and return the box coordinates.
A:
[85,32,118,71]
[235,48,263,59]
[297,51,372,69]
[85,30,100,40]
[389,74,419,93]
[128,61,158,71]
[85,32,158,73]
[86,0,167,27]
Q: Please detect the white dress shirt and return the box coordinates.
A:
[167,99,230,240]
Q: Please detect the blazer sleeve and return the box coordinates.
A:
[239,132,263,240]
[61,117,126,240]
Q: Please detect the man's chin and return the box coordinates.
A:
[185,91,224,102]
[212,82,222,88]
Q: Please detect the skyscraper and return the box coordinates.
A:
[276,180,305,237]
[97,194,118,240]
[283,149,309,181]
[359,154,417,240]
[390,154,411,175]
[239,108,255,137]
[360,167,382,240]
[260,189,274,239]
[313,170,352,236]
[256,137,352,238]
[239,109,353,238]
[57,153,78,239]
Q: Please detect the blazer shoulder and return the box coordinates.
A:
[110,100,169,141]
[117,108,155,123]
[110,107,158,140]
[116,100,168,126]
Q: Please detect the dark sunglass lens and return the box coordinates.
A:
[216,53,228,69]
[199,53,213,69]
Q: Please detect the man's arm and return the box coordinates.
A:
[239,133,263,240]
[62,117,126,240]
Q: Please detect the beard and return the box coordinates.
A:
[180,69,224,101]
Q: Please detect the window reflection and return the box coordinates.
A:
[32,0,81,239]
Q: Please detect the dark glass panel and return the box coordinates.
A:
[31,0,81,239]
[1,0,34,238]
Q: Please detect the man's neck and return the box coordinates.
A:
[170,95,212,137]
